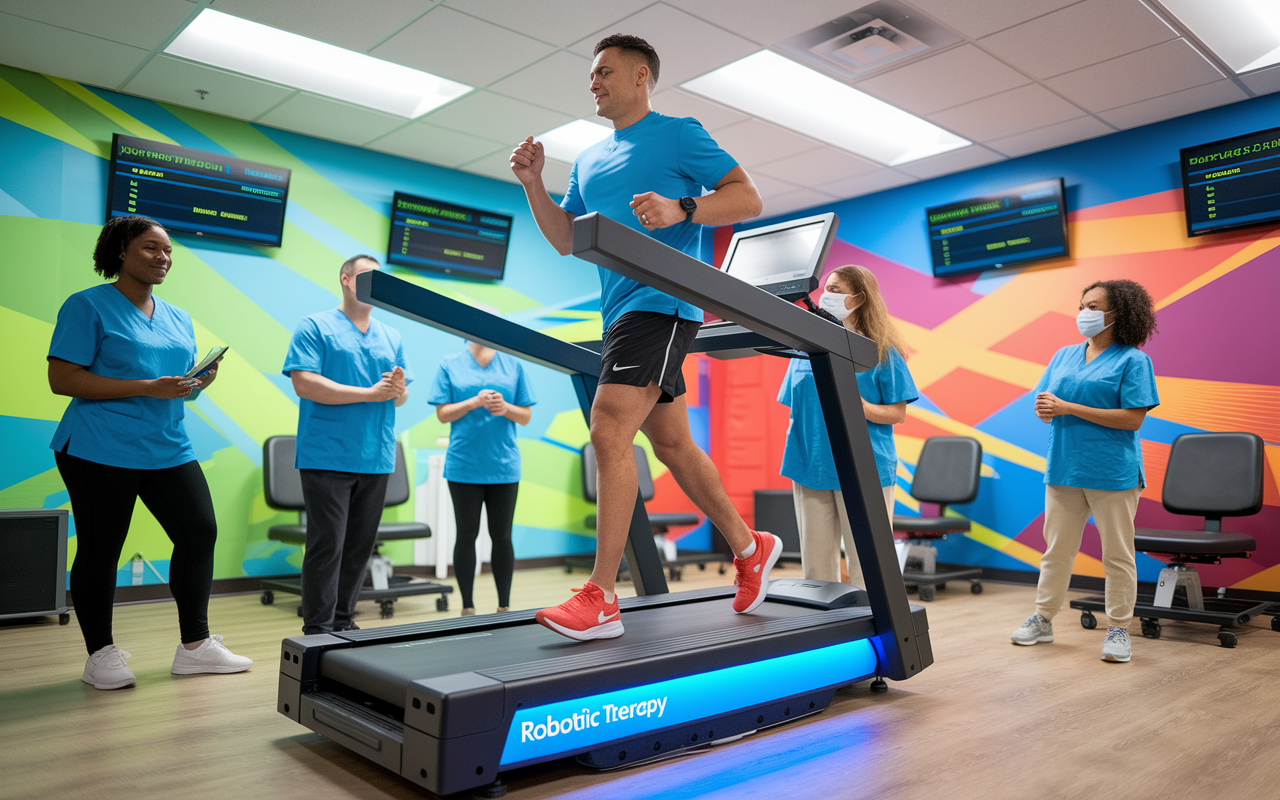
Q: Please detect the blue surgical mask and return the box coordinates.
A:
[1077,308,1112,338]
[818,291,854,320]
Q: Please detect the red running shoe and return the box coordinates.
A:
[732,530,783,614]
[535,581,624,641]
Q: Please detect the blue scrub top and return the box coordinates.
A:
[1036,343,1159,490]
[48,284,198,470]
[282,308,412,474]
[778,348,918,490]
[561,111,738,332]
[428,350,536,484]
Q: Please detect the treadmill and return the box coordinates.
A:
[276,213,933,797]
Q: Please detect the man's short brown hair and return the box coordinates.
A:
[594,34,660,89]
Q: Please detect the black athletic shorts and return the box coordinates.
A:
[598,311,701,403]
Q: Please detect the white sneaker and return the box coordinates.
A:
[1101,627,1132,662]
[1010,613,1054,645]
[171,634,253,675]
[82,645,137,690]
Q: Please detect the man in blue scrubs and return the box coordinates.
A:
[283,255,411,635]
[510,34,772,640]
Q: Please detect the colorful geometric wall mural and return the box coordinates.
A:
[709,90,1280,593]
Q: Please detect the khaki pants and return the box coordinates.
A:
[793,481,895,588]
[1036,484,1141,628]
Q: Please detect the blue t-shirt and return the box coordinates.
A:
[560,111,738,332]
[48,284,198,470]
[282,308,412,474]
[1035,343,1159,490]
[778,349,918,490]
[428,350,536,484]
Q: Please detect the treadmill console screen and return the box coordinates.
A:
[721,212,839,301]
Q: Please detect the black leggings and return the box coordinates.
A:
[55,452,217,654]
[447,481,518,609]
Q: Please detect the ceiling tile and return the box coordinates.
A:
[209,0,436,52]
[460,150,574,195]
[661,0,870,46]
[928,83,1085,141]
[371,5,554,87]
[123,55,296,121]
[709,119,823,168]
[488,50,595,118]
[1097,80,1249,130]
[986,115,1116,158]
[366,121,506,167]
[908,0,1080,39]
[423,91,573,146]
[752,146,881,187]
[650,88,749,131]
[256,92,408,146]
[894,145,1005,180]
[760,187,841,220]
[1240,65,1280,97]
[814,169,916,201]
[1,0,195,50]
[0,13,149,89]
[569,3,759,88]
[979,0,1177,80]
[443,0,650,48]
[1045,39,1225,112]
[855,44,1030,116]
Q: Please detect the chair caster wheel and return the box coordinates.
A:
[918,585,935,602]
[379,600,395,619]
[437,596,449,612]
[1080,611,1097,630]
[869,677,888,694]
[1272,616,1280,633]
[1141,618,1161,639]
[1218,629,1237,648]
[970,581,983,594]
[261,590,274,605]
[59,613,70,625]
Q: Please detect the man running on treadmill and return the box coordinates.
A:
[510,34,781,641]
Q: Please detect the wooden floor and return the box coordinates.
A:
[3,563,1279,800]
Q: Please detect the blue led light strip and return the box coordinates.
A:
[498,638,878,766]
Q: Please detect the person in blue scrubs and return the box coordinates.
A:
[283,255,411,635]
[510,34,771,641]
[1011,279,1159,663]
[48,216,251,691]
[429,343,535,615]
[779,265,917,587]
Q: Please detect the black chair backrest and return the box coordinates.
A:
[1162,432,1264,520]
[262,435,411,511]
[909,436,982,506]
[581,443,655,503]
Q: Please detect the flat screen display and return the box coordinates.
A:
[926,179,1068,277]
[1181,125,1280,237]
[721,212,838,301]
[106,133,290,247]
[387,192,513,281]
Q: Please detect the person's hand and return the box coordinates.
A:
[510,137,544,186]
[148,376,195,399]
[1034,391,1069,422]
[630,192,683,230]
[369,373,398,402]
[384,366,407,400]
[482,389,507,416]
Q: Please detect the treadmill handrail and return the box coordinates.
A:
[570,212,878,370]
[357,269,601,378]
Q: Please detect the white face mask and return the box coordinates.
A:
[818,291,854,320]
[1077,308,1112,338]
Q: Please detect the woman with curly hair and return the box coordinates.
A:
[47,216,251,690]
[1010,279,1159,663]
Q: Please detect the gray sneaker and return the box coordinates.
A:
[1010,613,1054,645]
[1101,627,1132,662]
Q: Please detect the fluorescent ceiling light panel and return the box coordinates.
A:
[1159,0,1280,73]
[166,10,472,118]
[681,51,968,166]
[536,119,613,163]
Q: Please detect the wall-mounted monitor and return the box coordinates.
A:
[386,192,513,281]
[721,212,839,301]
[926,179,1068,278]
[106,133,290,247]
[1181,125,1280,237]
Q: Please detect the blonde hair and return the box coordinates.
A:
[829,265,909,364]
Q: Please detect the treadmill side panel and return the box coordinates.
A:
[405,672,504,739]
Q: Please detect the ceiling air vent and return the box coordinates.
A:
[775,0,960,80]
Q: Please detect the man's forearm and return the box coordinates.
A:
[523,181,576,255]
[291,371,372,405]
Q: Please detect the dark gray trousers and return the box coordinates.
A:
[298,469,389,635]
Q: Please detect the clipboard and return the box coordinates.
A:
[184,346,229,380]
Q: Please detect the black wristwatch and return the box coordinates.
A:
[679,196,697,222]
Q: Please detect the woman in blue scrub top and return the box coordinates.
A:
[430,342,536,615]
[47,216,251,691]
[779,265,917,587]
[1010,279,1159,664]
